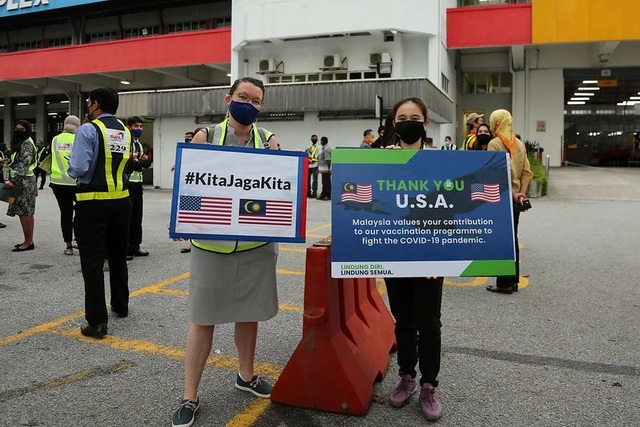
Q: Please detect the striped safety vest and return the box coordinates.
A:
[129,139,145,183]
[75,117,131,202]
[191,119,273,254]
[6,138,38,179]
[50,132,76,186]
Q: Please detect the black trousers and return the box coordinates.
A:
[385,276,444,387]
[74,197,132,326]
[35,167,46,188]
[128,182,144,252]
[320,172,331,198]
[496,206,521,289]
[307,168,318,196]
[50,184,76,243]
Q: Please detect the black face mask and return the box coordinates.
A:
[477,134,492,146]
[394,121,425,145]
[13,129,28,141]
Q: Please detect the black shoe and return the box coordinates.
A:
[126,255,134,261]
[132,249,149,257]
[307,193,316,198]
[12,243,35,252]
[80,322,107,339]
[0,223,6,229]
[111,307,129,318]
[486,284,514,294]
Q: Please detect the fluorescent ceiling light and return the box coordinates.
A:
[226,73,232,77]
[48,112,57,116]
[61,100,70,104]
[578,87,599,90]
[0,104,4,107]
[570,97,589,101]
[567,101,585,105]
[17,102,29,106]
[629,96,640,100]
[582,80,598,84]
[120,80,131,85]
[575,92,594,96]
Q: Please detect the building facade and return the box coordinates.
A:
[1,0,639,188]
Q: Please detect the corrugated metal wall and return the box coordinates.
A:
[121,78,453,122]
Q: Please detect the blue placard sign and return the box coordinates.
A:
[331,149,516,278]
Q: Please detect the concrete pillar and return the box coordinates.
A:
[35,95,46,144]
[3,97,13,148]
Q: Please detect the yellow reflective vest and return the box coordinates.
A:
[50,132,76,186]
[75,117,131,202]
[191,119,273,254]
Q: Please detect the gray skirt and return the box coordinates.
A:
[188,242,279,325]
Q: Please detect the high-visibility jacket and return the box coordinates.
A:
[192,119,274,254]
[441,143,458,150]
[461,132,477,150]
[75,117,131,202]
[307,143,319,163]
[6,138,38,179]
[128,139,145,183]
[50,132,76,186]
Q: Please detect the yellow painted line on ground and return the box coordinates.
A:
[306,234,330,238]
[129,271,190,297]
[0,272,189,347]
[279,303,303,313]
[444,277,488,288]
[0,360,131,403]
[226,399,272,427]
[50,326,282,380]
[0,310,84,346]
[278,246,306,253]
[277,268,305,276]
[307,224,331,233]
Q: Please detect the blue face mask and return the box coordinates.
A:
[228,100,260,126]
[131,129,143,138]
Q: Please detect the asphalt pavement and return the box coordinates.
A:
[0,166,639,427]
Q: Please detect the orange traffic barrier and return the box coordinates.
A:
[271,243,396,415]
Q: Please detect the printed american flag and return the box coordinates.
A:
[178,195,233,225]
[340,183,373,203]
[238,199,293,226]
[470,183,500,203]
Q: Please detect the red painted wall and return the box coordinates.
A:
[447,3,532,49]
[0,29,231,81]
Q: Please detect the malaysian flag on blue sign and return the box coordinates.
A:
[340,182,373,203]
[238,199,293,226]
[178,195,233,225]
[470,183,500,203]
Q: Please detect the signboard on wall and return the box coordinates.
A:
[0,0,107,18]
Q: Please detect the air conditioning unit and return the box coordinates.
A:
[258,58,276,73]
[369,52,392,68]
[323,54,342,69]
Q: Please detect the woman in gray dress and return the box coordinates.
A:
[3,120,37,252]
[172,77,281,427]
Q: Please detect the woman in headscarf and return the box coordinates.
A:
[3,119,38,251]
[486,109,533,293]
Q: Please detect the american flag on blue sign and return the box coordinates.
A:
[238,199,293,226]
[340,182,373,203]
[178,195,233,225]
[470,183,500,203]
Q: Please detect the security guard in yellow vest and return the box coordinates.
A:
[306,135,319,198]
[126,116,152,257]
[50,115,81,255]
[68,87,132,339]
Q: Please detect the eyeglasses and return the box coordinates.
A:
[234,93,263,108]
